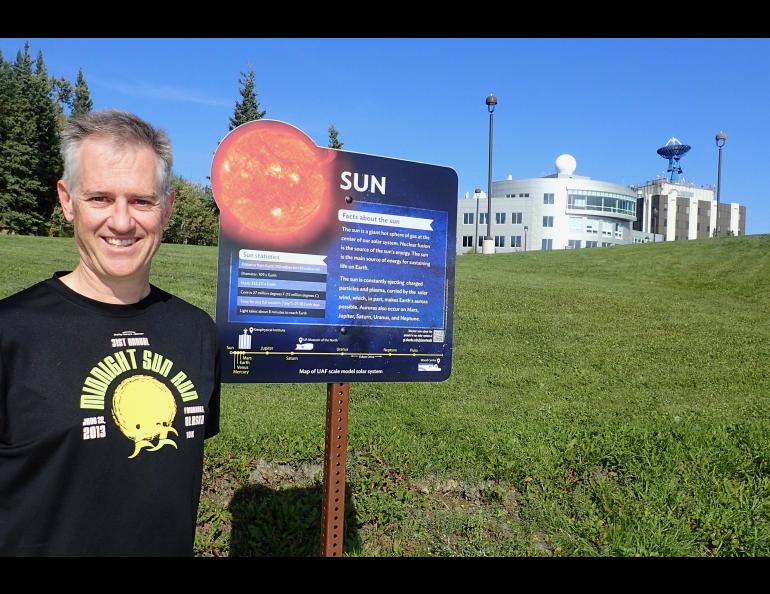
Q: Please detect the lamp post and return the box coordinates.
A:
[715,131,726,238]
[523,225,528,252]
[652,207,658,243]
[474,188,481,254]
[483,94,497,255]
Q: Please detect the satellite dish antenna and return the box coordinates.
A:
[656,137,691,182]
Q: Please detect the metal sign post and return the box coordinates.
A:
[320,382,349,557]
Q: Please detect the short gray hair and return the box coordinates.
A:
[61,109,173,203]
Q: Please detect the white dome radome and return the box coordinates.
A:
[555,154,577,175]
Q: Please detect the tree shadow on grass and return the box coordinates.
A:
[229,483,360,557]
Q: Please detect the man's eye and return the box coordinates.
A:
[133,200,156,208]
[88,196,110,204]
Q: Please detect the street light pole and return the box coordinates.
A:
[523,225,528,252]
[483,94,497,255]
[474,188,481,254]
[715,131,726,238]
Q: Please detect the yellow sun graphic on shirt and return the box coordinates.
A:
[112,375,178,459]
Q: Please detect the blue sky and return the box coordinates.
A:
[3,38,768,235]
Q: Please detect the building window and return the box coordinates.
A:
[462,235,474,247]
[495,235,505,247]
[543,216,553,228]
[519,193,529,198]
[602,242,612,247]
[586,241,598,248]
[478,236,484,246]
[511,235,522,248]
[512,212,523,224]
[479,213,487,225]
[495,212,506,224]
[543,193,554,204]
[567,240,581,249]
[567,189,636,216]
[541,238,553,250]
[586,223,598,234]
[463,213,474,225]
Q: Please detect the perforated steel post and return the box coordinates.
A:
[320,382,349,557]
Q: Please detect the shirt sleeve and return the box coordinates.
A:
[0,337,5,442]
[204,342,221,439]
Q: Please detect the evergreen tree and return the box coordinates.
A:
[15,42,32,73]
[327,124,344,149]
[0,50,14,229]
[0,42,70,235]
[71,68,93,117]
[229,65,266,130]
[0,48,11,140]
[0,44,45,234]
[32,50,63,222]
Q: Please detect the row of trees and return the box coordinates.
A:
[1,46,343,246]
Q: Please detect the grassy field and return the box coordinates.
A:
[1,234,769,556]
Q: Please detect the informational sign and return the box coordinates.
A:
[211,120,457,383]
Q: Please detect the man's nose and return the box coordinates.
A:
[108,199,135,233]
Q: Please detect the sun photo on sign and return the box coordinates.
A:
[211,120,339,250]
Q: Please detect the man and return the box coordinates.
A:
[0,110,220,556]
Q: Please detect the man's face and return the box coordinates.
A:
[57,137,174,285]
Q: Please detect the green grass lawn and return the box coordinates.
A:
[2,233,769,556]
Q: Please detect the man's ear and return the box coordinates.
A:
[57,180,75,222]
[162,189,176,227]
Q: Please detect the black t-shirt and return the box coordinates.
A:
[0,273,220,556]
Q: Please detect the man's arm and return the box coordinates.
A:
[204,345,220,439]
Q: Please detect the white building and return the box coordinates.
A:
[457,154,660,254]
[631,179,746,240]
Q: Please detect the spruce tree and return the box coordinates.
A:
[0,43,71,235]
[32,50,63,222]
[0,44,45,234]
[0,50,13,229]
[72,68,93,117]
[328,124,344,149]
[228,65,266,130]
[0,49,11,141]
